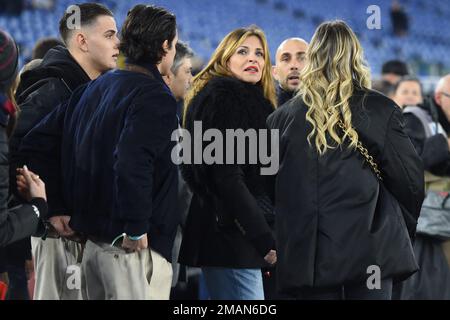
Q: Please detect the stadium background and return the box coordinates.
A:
[1,0,449,91]
[1,0,450,301]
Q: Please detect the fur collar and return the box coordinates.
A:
[186,76,274,132]
[182,76,275,197]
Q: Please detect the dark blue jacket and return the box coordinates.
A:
[20,64,180,261]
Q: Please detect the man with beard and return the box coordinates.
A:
[272,38,308,106]
[261,37,308,299]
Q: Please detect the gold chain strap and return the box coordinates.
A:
[331,113,383,181]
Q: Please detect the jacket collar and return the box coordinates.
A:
[276,84,295,106]
[125,59,164,82]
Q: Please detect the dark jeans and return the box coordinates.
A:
[297,278,393,300]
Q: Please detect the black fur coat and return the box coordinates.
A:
[179,76,276,268]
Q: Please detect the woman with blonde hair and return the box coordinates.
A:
[179,26,277,300]
[267,20,424,299]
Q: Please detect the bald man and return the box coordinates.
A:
[402,74,450,176]
[434,75,450,133]
[272,38,308,106]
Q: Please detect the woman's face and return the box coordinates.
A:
[227,35,265,84]
[394,80,423,108]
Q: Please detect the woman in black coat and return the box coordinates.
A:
[179,26,277,300]
[0,29,48,247]
[267,21,424,300]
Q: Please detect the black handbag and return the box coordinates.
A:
[335,117,418,240]
[325,117,419,284]
[416,190,450,239]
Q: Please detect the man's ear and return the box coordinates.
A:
[74,32,88,52]
[272,65,279,81]
[435,91,442,106]
[162,39,169,55]
[163,74,172,86]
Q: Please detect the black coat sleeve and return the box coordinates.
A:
[10,79,71,201]
[204,87,275,257]
[19,98,71,218]
[0,126,47,247]
[210,165,275,257]
[381,109,425,239]
[114,89,177,237]
[403,113,450,174]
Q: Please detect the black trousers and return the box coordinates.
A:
[296,278,393,300]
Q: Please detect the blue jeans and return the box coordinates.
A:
[202,267,264,300]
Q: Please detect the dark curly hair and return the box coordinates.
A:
[120,5,177,64]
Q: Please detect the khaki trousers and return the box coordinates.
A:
[81,240,172,300]
[31,237,83,300]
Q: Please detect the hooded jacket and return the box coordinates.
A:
[11,45,90,216]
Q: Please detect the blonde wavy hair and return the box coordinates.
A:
[183,26,276,127]
[298,20,371,155]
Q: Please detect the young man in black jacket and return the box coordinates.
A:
[20,4,180,300]
[13,3,119,300]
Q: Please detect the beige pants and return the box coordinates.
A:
[31,237,83,300]
[81,240,172,300]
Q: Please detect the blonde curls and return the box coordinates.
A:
[298,20,371,155]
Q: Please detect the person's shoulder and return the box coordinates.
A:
[99,69,172,96]
[267,95,305,128]
[351,87,403,125]
[17,76,72,111]
[202,76,261,100]
[354,87,399,111]
[206,76,245,91]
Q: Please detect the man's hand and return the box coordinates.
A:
[264,250,277,265]
[122,234,148,253]
[49,216,75,238]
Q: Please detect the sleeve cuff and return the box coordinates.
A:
[423,134,449,168]
[30,198,48,220]
[249,231,276,258]
[124,221,148,238]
